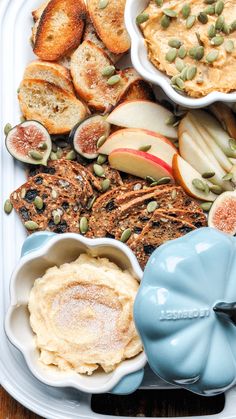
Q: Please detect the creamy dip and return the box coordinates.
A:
[140,0,236,97]
[28,254,142,375]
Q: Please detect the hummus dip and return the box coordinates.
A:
[140,0,236,97]
[28,254,142,375]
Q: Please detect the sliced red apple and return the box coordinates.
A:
[172,154,217,202]
[108,148,174,181]
[98,128,177,166]
[106,100,178,139]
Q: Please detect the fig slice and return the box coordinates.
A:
[6,120,51,165]
[208,191,236,235]
[69,115,110,159]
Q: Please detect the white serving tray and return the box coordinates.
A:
[1,0,236,417]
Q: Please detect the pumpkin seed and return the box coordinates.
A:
[101,178,111,192]
[107,75,121,85]
[163,8,177,18]
[53,211,61,225]
[204,5,215,14]
[204,183,210,194]
[175,77,185,89]
[99,0,108,8]
[186,65,197,80]
[209,184,223,194]
[80,217,88,234]
[155,0,163,6]
[229,138,236,150]
[198,12,208,24]
[4,199,13,214]
[178,45,187,58]
[215,0,224,16]
[101,65,116,77]
[4,123,12,135]
[52,143,58,152]
[136,13,149,24]
[28,150,43,160]
[196,32,204,46]
[87,196,97,210]
[56,147,63,159]
[66,150,76,160]
[181,3,191,19]
[208,24,216,38]
[139,144,151,152]
[222,173,233,181]
[180,66,189,81]
[24,221,39,231]
[97,135,107,148]
[165,115,177,125]
[186,15,196,29]
[175,58,185,72]
[146,175,156,183]
[93,163,105,177]
[147,201,158,212]
[202,171,215,178]
[168,39,182,49]
[222,22,230,35]
[120,228,132,243]
[211,35,224,46]
[34,196,43,210]
[160,14,170,29]
[195,46,205,60]
[166,48,177,62]
[230,20,236,33]
[150,181,158,186]
[51,189,58,199]
[204,0,216,4]
[215,15,224,31]
[206,49,219,63]
[97,154,107,164]
[200,202,212,211]
[171,75,179,85]
[192,178,206,191]
[38,142,48,150]
[50,151,58,160]
[156,177,171,185]
[225,39,234,53]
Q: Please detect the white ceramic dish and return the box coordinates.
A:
[5,232,146,394]
[125,0,236,109]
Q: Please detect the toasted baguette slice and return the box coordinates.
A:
[87,0,130,54]
[71,41,126,111]
[117,79,155,104]
[33,0,86,61]
[23,61,74,94]
[32,0,50,21]
[19,79,87,134]
[83,18,122,64]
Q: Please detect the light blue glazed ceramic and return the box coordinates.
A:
[134,227,236,396]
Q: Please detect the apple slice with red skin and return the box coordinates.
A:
[99,128,177,166]
[108,148,174,181]
[172,154,217,202]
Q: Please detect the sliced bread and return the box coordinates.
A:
[18,79,87,134]
[33,0,86,61]
[117,79,155,105]
[32,0,50,21]
[23,61,74,94]
[87,0,130,54]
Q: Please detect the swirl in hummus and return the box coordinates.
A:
[28,254,142,375]
[139,0,236,97]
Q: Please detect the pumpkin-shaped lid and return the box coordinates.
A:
[134,228,236,396]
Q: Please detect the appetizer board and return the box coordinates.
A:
[1,0,236,417]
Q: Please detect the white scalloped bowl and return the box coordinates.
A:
[125,0,236,108]
[5,233,146,394]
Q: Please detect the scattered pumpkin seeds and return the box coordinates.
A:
[156,177,171,185]
[24,221,39,231]
[229,138,236,150]
[192,178,206,191]
[178,45,187,59]
[206,49,219,63]
[215,15,224,31]
[51,189,58,199]
[202,171,215,178]
[150,181,158,187]
[186,15,196,29]
[101,65,116,77]
[4,199,13,214]
[163,8,177,18]
[175,58,185,72]
[187,65,197,80]
[209,185,223,194]
[200,202,212,211]
[208,24,216,38]
[4,123,12,135]
[146,175,156,183]
[34,196,43,210]
[50,151,58,161]
[204,5,215,14]
[53,212,61,225]
[215,0,224,16]
[168,39,182,49]
[181,3,191,19]
[97,154,107,164]
[38,142,48,150]
[97,135,107,148]
[211,35,224,46]
[225,39,234,53]
[107,75,121,85]
[87,196,97,210]
[222,22,230,35]
[98,0,108,8]
[194,46,205,60]
[28,150,43,160]
[120,228,132,243]
[93,163,105,177]
[155,0,163,6]
[180,66,188,81]
[204,0,216,4]
[166,48,177,62]
[175,77,185,89]
[101,178,111,192]
[222,173,233,181]
[160,14,170,29]
[230,20,236,33]
[165,115,177,126]
[136,13,149,25]
[198,12,208,24]
[139,144,152,152]
[66,150,76,160]
[56,147,63,159]
[79,217,88,234]
[147,201,158,212]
